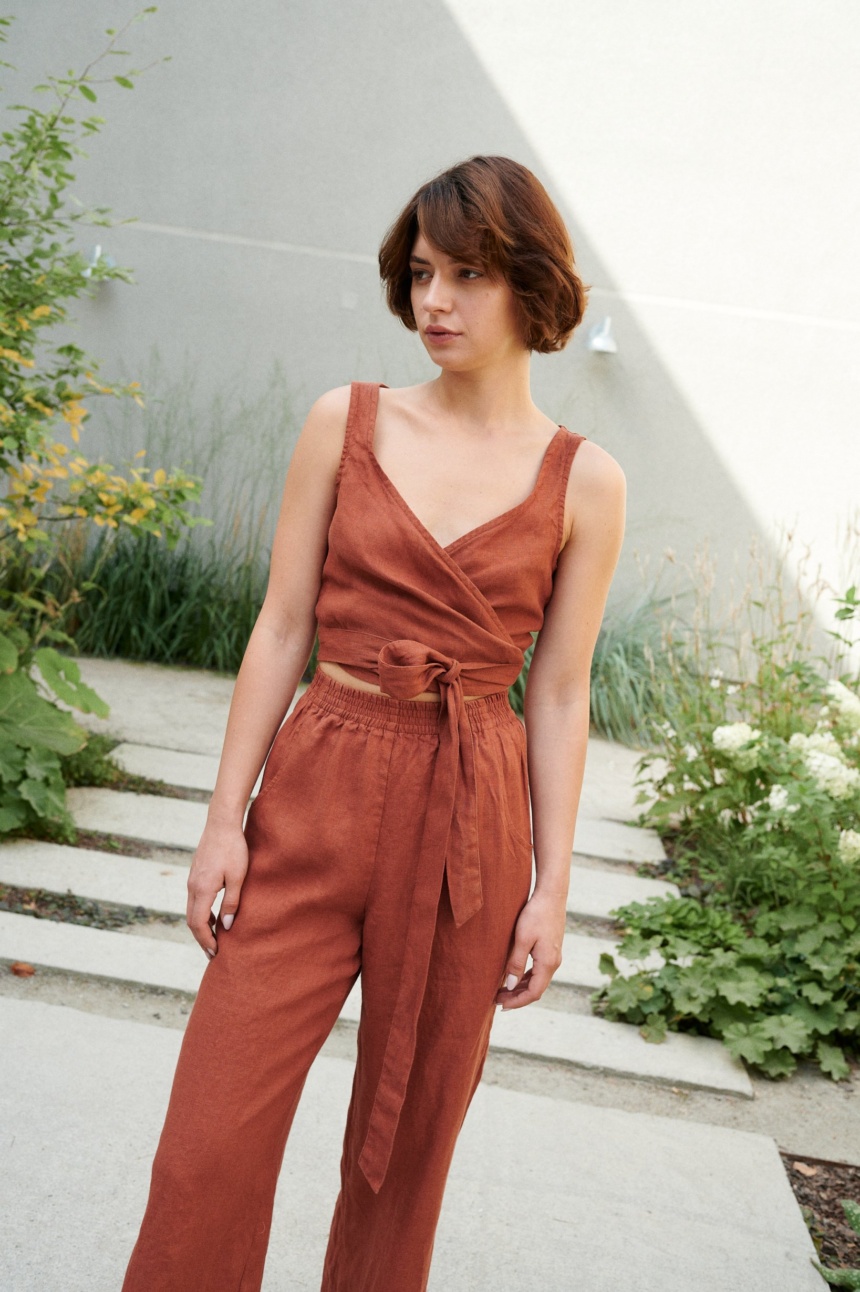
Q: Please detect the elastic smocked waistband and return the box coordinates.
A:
[302,666,517,734]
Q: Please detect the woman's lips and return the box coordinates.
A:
[425,329,460,343]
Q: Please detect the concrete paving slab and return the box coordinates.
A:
[491,1000,753,1097]
[336,975,750,1096]
[108,741,223,793]
[557,929,669,989]
[70,657,305,758]
[0,916,740,1095]
[0,840,189,915]
[568,862,679,921]
[65,787,209,850]
[0,911,205,995]
[67,655,238,755]
[578,732,658,821]
[0,998,819,1291]
[574,814,667,863]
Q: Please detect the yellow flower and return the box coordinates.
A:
[0,347,35,368]
[61,399,87,443]
[30,305,52,319]
[153,468,166,486]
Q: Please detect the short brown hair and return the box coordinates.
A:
[378,155,589,354]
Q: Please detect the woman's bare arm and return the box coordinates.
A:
[186,384,351,955]
[496,439,627,1008]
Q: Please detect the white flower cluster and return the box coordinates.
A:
[838,829,860,864]
[712,722,762,770]
[788,730,860,800]
[803,750,860,801]
[826,680,860,732]
[789,730,843,759]
[767,785,788,811]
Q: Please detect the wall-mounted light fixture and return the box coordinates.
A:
[82,245,116,278]
[587,315,617,354]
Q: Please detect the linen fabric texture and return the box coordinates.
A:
[122,381,585,1291]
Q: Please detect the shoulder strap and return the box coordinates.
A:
[334,382,388,488]
[553,428,587,556]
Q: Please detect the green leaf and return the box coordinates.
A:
[607,974,654,1013]
[721,1020,771,1065]
[639,1016,668,1043]
[79,84,97,102]
[23,746,59,782]
[0,670,86,756]
[18,775,65,818]
[759,1013,811,1053]
[810,1259,860,1288]
[713,965,771,1008]
[816,1040,851,1081]
[756,1047,797,1078]
[598,952,618,979]
[0,801,27,832]
[799,980,834,1005]
[842,1200,860,1237]
[0,739,26,783]
[787,997,845,1035]
[672,972,715,1014]
[0,633,18,674]
[114,76,134,89]
[33,648,109,717]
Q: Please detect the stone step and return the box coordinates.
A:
[338,974,751,1097]
[576,734,659,821]
[0,840,189,915]
[0,843,669,993]
[573,815,666,865]
[0,910,204,995]
[557,930,668,989]
[2,997,821,1292]
[0,911,749,1096]
[108,743,223,794]
[65,787,208,851]
[1,832,676,938]
[490,1002,751,1096]
[568,862,678,922]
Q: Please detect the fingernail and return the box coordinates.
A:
[222,914,234,930]
[206,947,216,958]
[505,973,518,991]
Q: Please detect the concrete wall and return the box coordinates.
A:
[8,1,859,639]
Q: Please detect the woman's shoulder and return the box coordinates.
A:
[558,436,626,551]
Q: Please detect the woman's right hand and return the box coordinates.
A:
[186,819,250,957]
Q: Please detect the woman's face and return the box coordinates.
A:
[408,232,526,371]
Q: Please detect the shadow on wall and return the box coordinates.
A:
[17,0,764,606]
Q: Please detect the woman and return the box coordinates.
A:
[123,154,626,1291]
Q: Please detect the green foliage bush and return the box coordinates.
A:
[0,11,204,837]
[592,577,860,1081]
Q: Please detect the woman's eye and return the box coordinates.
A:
[460,269,482,279]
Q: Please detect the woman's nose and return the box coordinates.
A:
[423,274,452,313]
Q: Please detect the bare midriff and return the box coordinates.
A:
[318,660,484,703]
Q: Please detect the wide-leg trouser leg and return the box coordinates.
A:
[122,671,533,1292]
[122,684,395,1291]
[320,689,533,1291]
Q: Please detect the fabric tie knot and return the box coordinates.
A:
[377,638,462,700]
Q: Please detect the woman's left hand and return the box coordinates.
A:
[495,888,567,1010]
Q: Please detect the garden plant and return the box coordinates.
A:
[591,537,860,1083]
[0,9,205,839]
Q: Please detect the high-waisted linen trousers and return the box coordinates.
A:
[122,668,534,1292]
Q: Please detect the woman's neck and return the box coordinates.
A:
[428,351,540,434]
